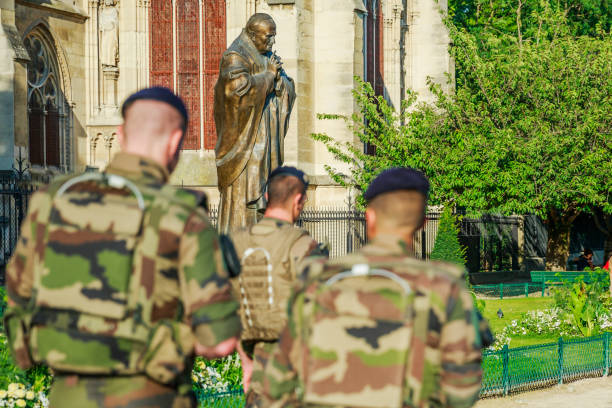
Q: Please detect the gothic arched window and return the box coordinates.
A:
[150,0,226,150]
[365,0,384,96]
[24,31,71,171]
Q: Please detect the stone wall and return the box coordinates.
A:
[0,0,452,209]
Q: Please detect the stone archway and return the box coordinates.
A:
[23,26,72,171]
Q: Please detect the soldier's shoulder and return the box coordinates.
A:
[390,256,466,285]
[43,172,82,195]
[279,223,311,240]
[149,184,208,213]
[317,253,464,287]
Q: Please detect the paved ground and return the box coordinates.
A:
[475,377,612,408]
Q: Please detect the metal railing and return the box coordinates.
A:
[196,388,245,408]
[481,333,612,397]
[0,175,37,275]
[472,282,553,299]
[195,333,612,405]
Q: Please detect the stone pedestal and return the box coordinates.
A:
[101,65,119,115]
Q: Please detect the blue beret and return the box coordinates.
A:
[269,166,309,189]
[121,87,189,127]
[364,167,430,202]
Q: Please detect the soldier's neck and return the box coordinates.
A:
[263,207,294,224]
[369,231,414,251]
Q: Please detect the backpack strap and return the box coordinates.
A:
[325,263,412,295]
[55,172,146,210]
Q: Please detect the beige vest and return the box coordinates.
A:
[231,219,309,341]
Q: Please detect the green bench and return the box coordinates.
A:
[530,270,594,284]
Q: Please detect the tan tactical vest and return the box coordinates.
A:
[4,173,200,384]
[231,220,309,341]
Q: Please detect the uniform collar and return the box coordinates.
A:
[361,234,414,257]
[260,217,292,227]
[105,152,169,184]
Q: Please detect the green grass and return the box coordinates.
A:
[482,297,557,348]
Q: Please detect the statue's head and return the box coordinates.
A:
[104,0,115,6]
[246,13,276,54]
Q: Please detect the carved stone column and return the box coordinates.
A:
[383,0,403,108]
[87,0,100,117]
[0,1,30,171]
[137,0,150,88]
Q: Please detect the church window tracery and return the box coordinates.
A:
[150,0,226,151]
[24,31,71,171]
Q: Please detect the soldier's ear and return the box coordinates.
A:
[117,125,127,150]
[167,128,183,158]
[365,207,377,237]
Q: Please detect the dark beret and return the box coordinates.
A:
[121,87,189,127]
[364,167,430,202]
[269,166,309,189]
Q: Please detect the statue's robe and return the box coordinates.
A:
[214,30,296,233]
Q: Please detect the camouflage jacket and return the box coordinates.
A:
[4,153,239,392]
[231,217,325,342]
[256,234,485,408]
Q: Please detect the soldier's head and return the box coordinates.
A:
[364,167,429,243]
[265,166,309,223]
[246,13,276,54]
[118,87,188,174]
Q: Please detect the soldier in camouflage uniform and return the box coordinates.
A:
[230,166,327,401]
[255,167,487,408]
[4,87,240,408]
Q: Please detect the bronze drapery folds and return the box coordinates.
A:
[214,13,296,233]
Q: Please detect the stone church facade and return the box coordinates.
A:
[0,0,451,207]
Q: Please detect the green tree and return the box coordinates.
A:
[430,208,467,266]
[450,0,611,39]
[312,11,611,270]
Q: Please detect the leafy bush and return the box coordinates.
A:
[488,306,612,350]
[192,354,243,393]
[0,287,52,407]
[430,208,466,267]
[550,268,611,337]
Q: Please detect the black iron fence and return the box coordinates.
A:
[0,176,520,274]
[0,175,37,273]
[211,207,520,269]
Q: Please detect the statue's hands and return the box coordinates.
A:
[267,53,283,78]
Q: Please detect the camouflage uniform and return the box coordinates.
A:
[4,152,240,407]
[231,217,326,401]
[255,235,485,408]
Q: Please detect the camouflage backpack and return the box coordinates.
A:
[300,263,415,408]
[231,224,308,341]
[4,172,196,384]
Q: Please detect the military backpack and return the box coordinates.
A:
[299,263,416,408]
[231,222,309,341]
[4,172,200,384]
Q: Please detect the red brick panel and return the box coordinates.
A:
[45,109,61,167]
[375,0,384,96]
[366,0,384,96]
[150,0,173,90]
[177,0,201,150]
[202,0,226,150]
[28,109,44,166]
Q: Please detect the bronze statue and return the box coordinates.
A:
[214,13,296,233]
